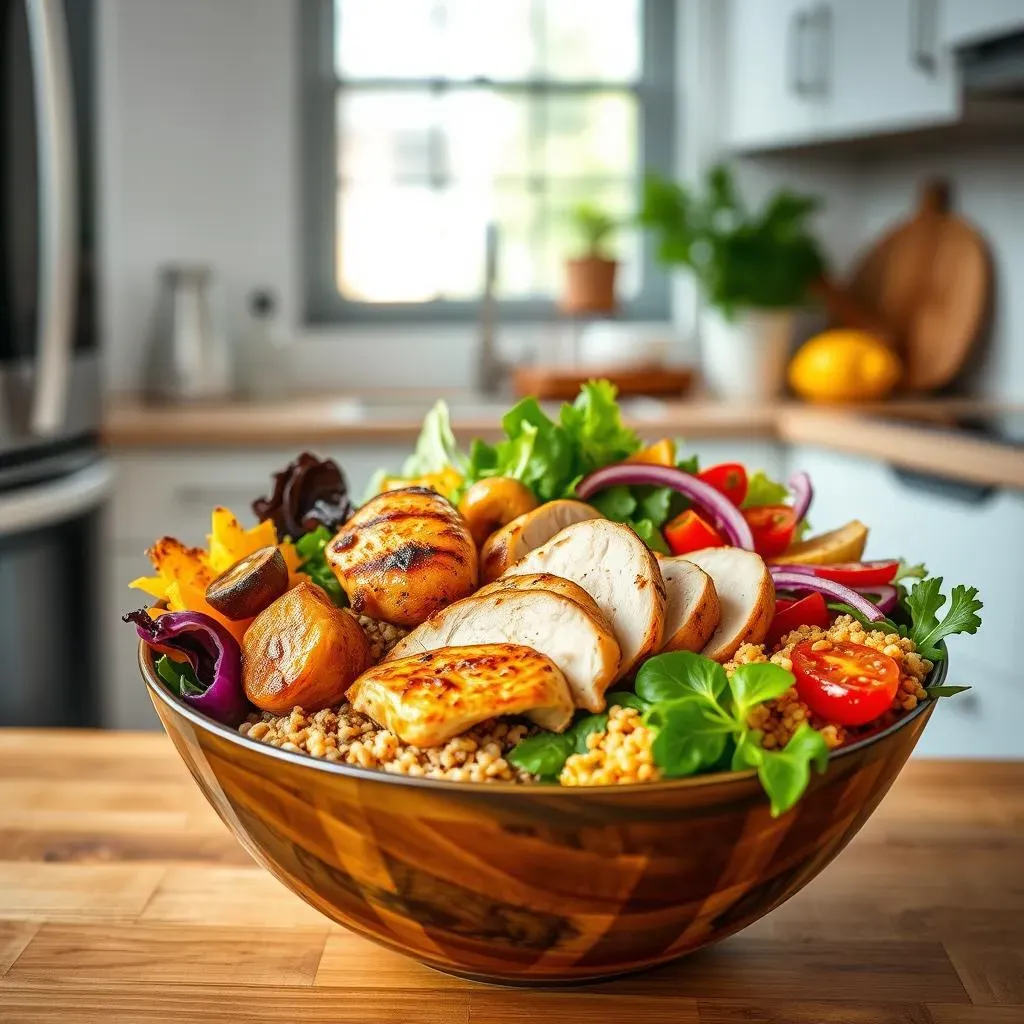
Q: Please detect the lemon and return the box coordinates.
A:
[788,329,902,402]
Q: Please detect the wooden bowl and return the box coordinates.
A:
[140,643,939,984]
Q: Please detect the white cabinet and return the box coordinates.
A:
[725,0,958,151]
[941,0,1024,47]
[787,445,1024,758]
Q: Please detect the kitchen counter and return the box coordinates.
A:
[103,393,1024,490]
[0,730,1020,1022]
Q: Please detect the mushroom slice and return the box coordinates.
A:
[504,519,666,677]
[480,499,603,583]
[387,588,621,713]
[659,556,721,654]
[683,547,775,663]
[348,644,574,746]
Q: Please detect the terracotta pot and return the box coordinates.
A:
[140,641,942,985]
[561,257,618,316]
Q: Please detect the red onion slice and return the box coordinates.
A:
[787,471,813,524]
[576,463,754,550]
[856,583,898,615]
[769,569,886,622]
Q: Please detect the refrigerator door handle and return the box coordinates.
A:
[25,0,78,437]
[0,460,113,537]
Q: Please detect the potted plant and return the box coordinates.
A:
[560,202,619,316]
[639,164,825,399]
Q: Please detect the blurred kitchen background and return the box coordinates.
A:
[3,0,1023,756]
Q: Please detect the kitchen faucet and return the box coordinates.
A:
[474,222,506,394]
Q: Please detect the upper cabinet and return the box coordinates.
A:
[941,0,1024,48]
[725,0,960,151]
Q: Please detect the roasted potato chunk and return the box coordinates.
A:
[348,643,574,746]
[242,581,371,714]
[326,487,478,627]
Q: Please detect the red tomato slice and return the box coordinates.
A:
[792,639,900,727]
[811,561,900,587]
[766,592,830,647]
[664,510,725,556]
[742,505,797,559]
[697,463,749,506]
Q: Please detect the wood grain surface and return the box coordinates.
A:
[0,730,1020,1022]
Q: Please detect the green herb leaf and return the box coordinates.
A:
[296,526,347,607]
[558,380,642,474]
[648,698,731,778]
[605,690,651,712]
[729,662,796,720]
[628,518,670,554]
[571,712,610,755]
[894,560,928,584]
[826,602,900,635]
[156,654,205,697]
[401,400,463,478]
[636,651,728,705]
[676,450,700,475]
[506,731,575,781]
[926,685,972,698]
[741,470,789,509]
[905,578,983,661]
[731,729,765,770]
[756,724,830,817]
[588,485,637,521]
[636,486,674,526]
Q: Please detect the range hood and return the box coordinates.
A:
[959,30,1024,98]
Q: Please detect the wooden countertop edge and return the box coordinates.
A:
[777,406,1024,491]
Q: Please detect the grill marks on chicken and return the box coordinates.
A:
[327,487,478,627]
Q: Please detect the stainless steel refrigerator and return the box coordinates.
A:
[1,0,110,726]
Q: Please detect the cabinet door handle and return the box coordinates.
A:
[810,3,832,96]
[909,0,937,74]
[788,8,811,95]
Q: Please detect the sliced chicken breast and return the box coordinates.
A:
[387,587,621,713]
[684,547,775,663]
[474,572,611,630]
[326,487,477,627]
[504,519,666,677]
[348,644,574,746]
[659,556,721,654]
[480,499,603,583]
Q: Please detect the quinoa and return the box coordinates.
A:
[560,706,661,787]
[355,614,407,662]
[240,703,536,783]
[729,614,932,752]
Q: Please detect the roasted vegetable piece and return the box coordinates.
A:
[242,581,371,714]
[125,609,249,726]
[349,643,575,745]
[326,487,478,627]
[252,452,354,541]
[457,477,539,547]
[206,546,288,621]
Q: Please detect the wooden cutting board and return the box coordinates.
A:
[512,365,694,401]
[847,179,991,392]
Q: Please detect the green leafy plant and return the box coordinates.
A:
[569,202,618,259]
[638,164,826,318]
[295,526,346,607]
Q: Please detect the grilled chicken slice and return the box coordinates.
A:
[348,644,574,745]
[504,519,666,677]
[326,487,477,627]
[387,587,621,713]
[658,556,721,654]
[684,547,775,663]
[474,572,610,627]
[480,499,603,583]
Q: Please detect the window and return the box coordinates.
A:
[301,0,675,322]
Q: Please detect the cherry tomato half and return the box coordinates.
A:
[697,463,749,507]
[664,510,725,556]
[766,592,830,648]
[811,560,900,588]
[742,505,797,559]
[792,639,900,727]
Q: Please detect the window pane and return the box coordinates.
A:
[543,92,638,178]
[541,0,641,82]
[335,0,536,80]
[542,181,641,300]
[338,89,536,184]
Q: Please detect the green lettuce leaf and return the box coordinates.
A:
[742,470,789,508]
[401,400,463,477]
[636,651,728,704]
[558,379,642,473]
[296,525,347,606]
[649,698,731,778]
[754,725,830,817]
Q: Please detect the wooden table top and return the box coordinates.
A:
[0,730,1020,1023]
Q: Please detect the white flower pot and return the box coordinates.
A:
[700,307,795,400]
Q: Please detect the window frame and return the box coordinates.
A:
[300,0,676,325]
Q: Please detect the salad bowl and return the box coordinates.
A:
[142,640,940,985]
